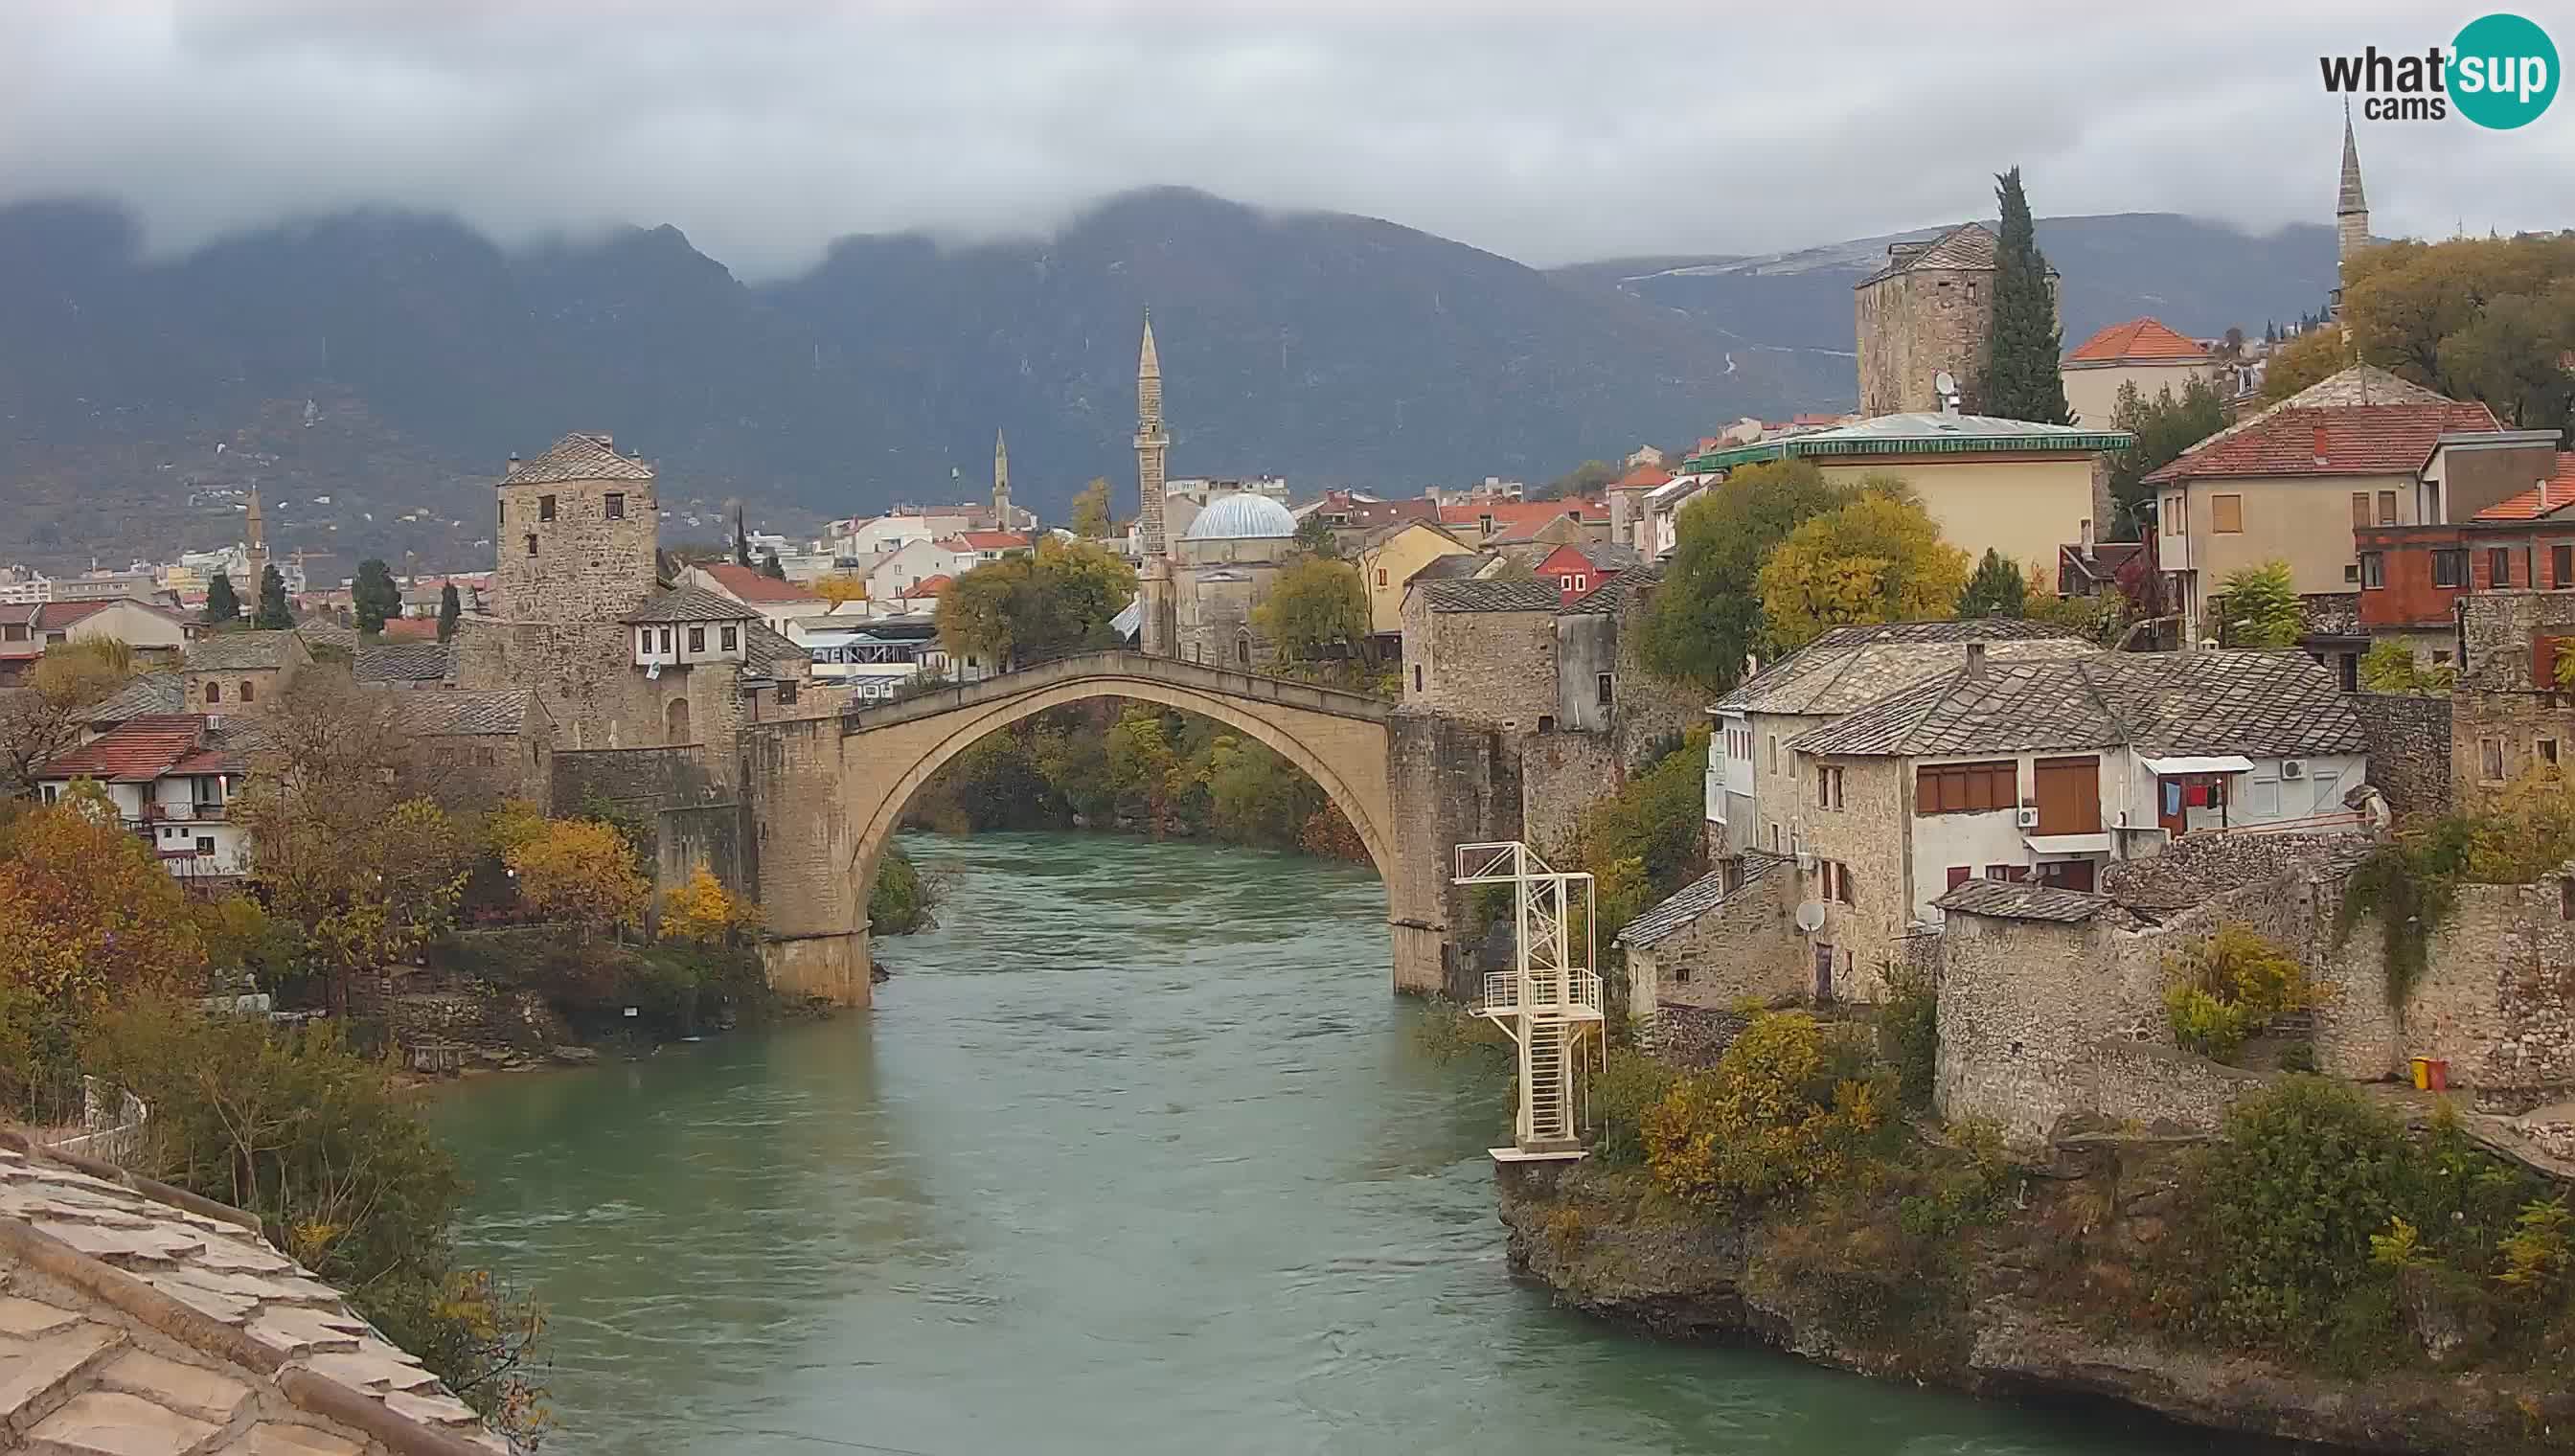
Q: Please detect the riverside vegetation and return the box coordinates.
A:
[1504,973,2575,1452]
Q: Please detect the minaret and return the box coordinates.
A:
[991,427,1013,530]
[242,480,269,594]
[1133,310,1175,655]
[2334,105,2370,320]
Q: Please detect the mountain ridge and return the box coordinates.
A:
[0,190,2335,573]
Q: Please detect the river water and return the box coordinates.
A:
[434,831,2225,1456]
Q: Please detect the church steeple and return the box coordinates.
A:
[1134,309,1169,559]
[2334,104,2370,318]
[991,427,1013,529]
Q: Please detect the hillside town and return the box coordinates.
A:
[4,57,2575,1456]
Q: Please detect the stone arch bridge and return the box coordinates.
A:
[739,651,1514,1007]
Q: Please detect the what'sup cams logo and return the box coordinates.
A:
[2321,12,2559,128]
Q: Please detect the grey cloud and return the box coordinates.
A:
[3,0,2568,280]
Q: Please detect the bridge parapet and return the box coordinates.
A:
[832,650,1392,737]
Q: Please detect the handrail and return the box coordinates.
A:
[826,648,1395,736]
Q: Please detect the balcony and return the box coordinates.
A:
[1478,968,1605,1020]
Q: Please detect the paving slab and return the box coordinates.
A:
[24,1388,215,1456]
[96,1347,250,1423]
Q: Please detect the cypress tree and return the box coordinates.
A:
[253,564,292,629]
[733,505,752,568]
[204,571,240,626]
[761,551,787,581]
[353,557,401,634]
[437,582,462,642]
[1983,167,2072,424]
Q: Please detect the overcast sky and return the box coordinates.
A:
[6,1,2571,279]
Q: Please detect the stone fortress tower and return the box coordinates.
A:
[1853,222,2059,418]
[2333,106,2370,321]
[454,431,809,762]
[1134,311,1177,655]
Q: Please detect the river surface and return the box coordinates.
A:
[434,831,2232,1456]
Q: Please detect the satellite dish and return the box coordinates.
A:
[1933,370,1958,397]
[1793,901,1828,935]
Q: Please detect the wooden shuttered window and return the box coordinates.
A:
[1916,760,2017,814]
[2210,493,2243,534]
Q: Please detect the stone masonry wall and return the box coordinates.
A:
[2346,692,2452,818]
[2451,688,2575,811]
[1791,754,1912,1000]
[2318,879,2575,1103]
[661,801,755,902]
[1388,712,1522,999]
[493,470,657,624]
[1607,582,1705,769]
[1857,267,1994,418]
[1520,729,1621,858]
[552,743,722,817]
[1405,602,1560,732]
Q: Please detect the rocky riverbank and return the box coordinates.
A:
[1496,1139,2575,1455]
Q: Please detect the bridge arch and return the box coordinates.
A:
[742,652,1450,1008]
[845,672,1395,904]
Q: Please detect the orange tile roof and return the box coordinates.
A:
[954,531,1029,551]
[700,561,821,603]
[905,574,954,597]
[378,616,441,641]
[2143,401,2499,485]
[1611,464,1674,491]
[2471,454,2575,522]
[2066,317,2210,365]
[34,715,210,783]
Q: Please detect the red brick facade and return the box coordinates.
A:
[2357,521,2575,631]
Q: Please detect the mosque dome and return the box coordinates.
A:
[1182,492,1298,541]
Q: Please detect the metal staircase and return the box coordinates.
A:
[1455,841,1606,1161]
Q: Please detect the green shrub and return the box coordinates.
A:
[1879,961,1939,1108]
[870,842,941,935]
[1640,1012,1886,1211]
[2164,985,2254,1060]
[1590,1047,1677,1168]
[2165,923,2309,1060]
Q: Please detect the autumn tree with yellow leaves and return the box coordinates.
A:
[1754,483,1971,652]
[656,867,763,944]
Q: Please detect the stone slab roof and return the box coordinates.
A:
[742,621,808,676]
[1417,579,1564,614]
[385,689,533,738]
[353,643,454,686]
[1618,853,1785,948]
[623,586,760,625]
[0,1135,504,1453]
[1933,877,2111,922]
[184,632,302,673]
[1714,620,2092,717]
[1791,648,2368,760]
[1857,221,2000,284]
[87,671,187,726]
[501,432,654,487]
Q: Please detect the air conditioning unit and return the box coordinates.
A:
[2016,807,2040,829]
[2281,759,2307,780]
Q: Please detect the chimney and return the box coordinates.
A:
[1965,641,1988,678]
[2080,516,2096,559]
[2313,424,2331,465]
[506,454,520,471]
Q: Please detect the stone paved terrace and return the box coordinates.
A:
[0,1134,505,1455]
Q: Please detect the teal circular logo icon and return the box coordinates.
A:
[2452,13,2559,128]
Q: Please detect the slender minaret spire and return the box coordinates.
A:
[2334,103,2370,319]
[242,480,269,592]
[991,427,1013,529]
[1134,310,1169,559]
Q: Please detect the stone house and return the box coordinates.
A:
[179,630,310,716]
[1605,462,1671,554]
[1684,413,2129,581]
[393,688,557,811]
[2141,365,2496,649]
[2450,589,2575,808]
[1706,620,2096,861]
[1399,578,1563,729]
[1789,647,2369,973]
[353,641,455,689]
[1352,519,1474,638]
[1854,221,2056,418]
[2060,316,2218,429]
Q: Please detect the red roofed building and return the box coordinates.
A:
[2139,365,2499,648]
[34,714,248,881]
[687,560,830,634]
[2062,317,2218,428]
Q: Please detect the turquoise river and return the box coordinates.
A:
[433,830,2249,1455]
